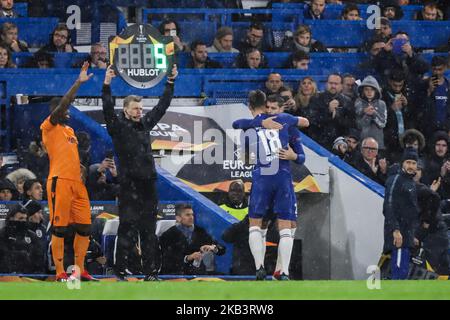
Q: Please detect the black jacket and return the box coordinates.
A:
[222,215,279,275]
[280,37,327,55]
[383,170,420,252]
[159,224,225,275]
[101,83,174,180]
[185,57,222,69]
[37,43,78,54]
[421,78,450,140]
[415,183,449,275]
[352,154,387,186]
[371,50,429,87]
[383,89,413,161]
[309,91,355,150]
[0,221,46,274]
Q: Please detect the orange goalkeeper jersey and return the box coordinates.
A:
[40,116,81,182]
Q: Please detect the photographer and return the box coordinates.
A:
[372,32,429,87]
[159,20,189,53]
[279,86,296,114]
[102,64,178,281]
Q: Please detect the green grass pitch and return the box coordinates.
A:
[1,280,450,300]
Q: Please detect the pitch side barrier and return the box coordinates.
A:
[300,133,385,279]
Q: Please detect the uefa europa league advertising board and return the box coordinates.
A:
[109,23,175,89]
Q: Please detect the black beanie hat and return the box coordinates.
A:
[402,147,419,163]
[22,199,42,217]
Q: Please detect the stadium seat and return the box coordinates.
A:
[0,18,59,48]
[306,19,450,49]
[101,217,177,268]
[14,2,28,17]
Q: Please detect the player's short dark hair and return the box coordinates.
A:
[123,95,142,109]
[267,94,284,107]
[248,90,266,110]
[190,40,206,52]
[175,203,193,216]
[431,56,447,67]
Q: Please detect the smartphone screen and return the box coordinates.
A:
[170,29,177,37]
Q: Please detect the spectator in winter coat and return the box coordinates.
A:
[355,76,387,151]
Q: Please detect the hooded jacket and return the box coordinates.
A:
[383,169,420,252]
[355,76,387,149]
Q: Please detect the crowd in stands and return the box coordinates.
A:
[0,0,449,276]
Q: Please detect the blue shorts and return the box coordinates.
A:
[249,170,295,220]
[289,192,298,222]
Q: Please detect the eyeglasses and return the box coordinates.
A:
[54,33,68,40]
[362,146,378,152]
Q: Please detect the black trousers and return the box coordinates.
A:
[115,178,160,275]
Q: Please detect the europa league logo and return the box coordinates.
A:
[109,24,175,89]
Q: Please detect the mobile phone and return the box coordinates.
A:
[169,29,177,37]
[105,149,114,159]
[394,93,402,100]
[431,75,438,83]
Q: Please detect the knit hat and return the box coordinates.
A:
[22,199,42,217]
[346,128,360,141]
[215,26,233,40]
[333,136,348,151]
[401,147,418,163]
[380,17,391,27]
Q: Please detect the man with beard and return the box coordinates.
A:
[383,147,420,279]
[186,40,222,69]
